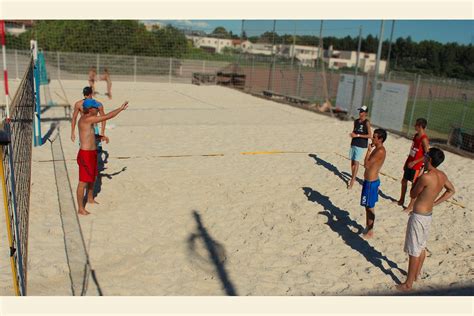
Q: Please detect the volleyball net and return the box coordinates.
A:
[0,57,35,296]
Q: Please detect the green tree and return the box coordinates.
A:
[211,27,230,39]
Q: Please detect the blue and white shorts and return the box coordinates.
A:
[361,179,380,209]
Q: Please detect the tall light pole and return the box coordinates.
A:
[349,25,363,118]
[385,20,396,80]
[268,20,277,91]
[370,20,385,113]
[312,20,324,101]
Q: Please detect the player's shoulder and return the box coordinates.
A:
[437,169,448,180]
[420,170,436,182]
[74,99,84,108]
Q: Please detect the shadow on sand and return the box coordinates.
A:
[309,154,397,202]
[92,149,127,198]
[187,210,238,296]
[303,187,406,284]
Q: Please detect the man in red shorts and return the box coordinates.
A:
[76,100,129,215]
[397,118,430,212]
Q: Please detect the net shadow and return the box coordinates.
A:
[187,210,238,296]
[50,129,103,296]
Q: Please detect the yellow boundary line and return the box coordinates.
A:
[241,151,307,155]
[37,151,311,162]
[334,151,466,209]
[36,149,467,209]
[0,146,21,296]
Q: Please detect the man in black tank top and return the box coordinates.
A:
[348,106,372,189]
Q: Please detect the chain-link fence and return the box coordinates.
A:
[1,19,473,152]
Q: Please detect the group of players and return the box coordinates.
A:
[348,105,455,291]
[69,86,456,292]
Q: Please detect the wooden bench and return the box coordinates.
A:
[192,72,216,85]
[216,72,246,89]
[262,90,284,98]
[263,90,310,105]
[285,95,310,105]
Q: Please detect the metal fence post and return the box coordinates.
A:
[133,56,137,83]
[362,72,370,106]
[427,87,433,124]
[250,56,254,93]
[408,74,421,136]
[169,57,172,83]
[202,60,206,73]
[460,93,468,129]
[57,51,60,80]
[327,68,332,100]
[296,63,301,96]
[14,49,19,80]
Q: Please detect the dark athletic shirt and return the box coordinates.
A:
[351,119,369,148]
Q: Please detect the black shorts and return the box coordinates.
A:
[403,166,421,182]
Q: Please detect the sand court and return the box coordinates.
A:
[0,80,472,295]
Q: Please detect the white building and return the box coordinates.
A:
[246,43,274,56]
[186,35,235,54]
[187,35,386,75]
[325,46,386,74]
[278,44,322,67]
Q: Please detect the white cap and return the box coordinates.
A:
[358,105,368,113]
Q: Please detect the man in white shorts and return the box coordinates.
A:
[397,148,455,291]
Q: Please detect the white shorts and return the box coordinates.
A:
[404,212,432,257]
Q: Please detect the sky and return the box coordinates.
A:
[156,20,473,45]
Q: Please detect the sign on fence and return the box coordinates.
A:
[371,81,410,132]
[335,74,365,117]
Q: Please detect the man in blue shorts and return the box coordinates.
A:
[360,128,387,239]
[348,105,372,189]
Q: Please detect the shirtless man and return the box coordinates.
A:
[397,148,455,291]
[360,128,387,239]
[88,67,97,95]
[76,101,129,215]
[71,86,107,143]
[100,67,112,99]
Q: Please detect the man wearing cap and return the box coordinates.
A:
[348,105,372,189]
[76,100,129,215]
[71,86,107,143]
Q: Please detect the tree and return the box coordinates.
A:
[211,26,230,39]
[152,25,188,57]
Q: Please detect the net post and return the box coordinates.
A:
[1,20,10,119]
[31,40,42,146]
[0,140,21,296]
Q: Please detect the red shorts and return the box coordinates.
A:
[77,149,98,183]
